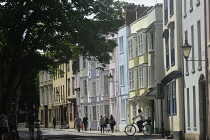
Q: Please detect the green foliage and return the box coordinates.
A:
[0,0,125,68]
[0,0,125,113]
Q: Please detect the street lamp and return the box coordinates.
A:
[180,38,192,59]
[56,90,59,97]
[108,73,113,82]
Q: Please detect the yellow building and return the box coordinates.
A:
[52,61,76,129]
[39,70,54,128]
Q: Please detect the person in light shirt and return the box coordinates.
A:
[133,109,145,132]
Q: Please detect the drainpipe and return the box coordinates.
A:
[204,0,208,139]
[178,0,186,139]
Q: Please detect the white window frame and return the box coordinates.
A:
[120,65,124,85]
[138,33,144,55]
[119,36,124,53]
[128,39,133,59]
[139,67,144,88]
[83,80,87,95]
[83,58,86,69]
[104,75,109,95]
[129,69,134,90]
[93,106,96,120]
[104,105,109,117]
[92,82,96,96]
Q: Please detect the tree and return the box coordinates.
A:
[0,0,125,115]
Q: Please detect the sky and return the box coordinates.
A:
[117,0,162,6]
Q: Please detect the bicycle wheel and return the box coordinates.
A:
[124,124,136,136]
[142,124,152,135]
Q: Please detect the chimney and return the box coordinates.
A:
[136,4,148,19]
[124,3,137,25]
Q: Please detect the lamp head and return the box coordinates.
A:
[181,38,192,59]
[108,73,113,82]
[56,90,59,96]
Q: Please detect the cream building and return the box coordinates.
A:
[38,60,76,129]
[39,70,53,128]
[52,61,76,129]
[127,4,164,134]
[161,0,184,139]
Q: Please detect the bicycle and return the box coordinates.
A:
[124,118,153,136]
[35,120,43,140]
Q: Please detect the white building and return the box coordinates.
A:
[182,0,206,139]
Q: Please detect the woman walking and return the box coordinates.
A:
[99,115,105,133]
[0,114,9,140]
[109,115,116,133]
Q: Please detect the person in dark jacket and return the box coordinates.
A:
[8,111,20,139]
[27,113,37,140]
[109,115,116,133]
[82,115,88,131]
[53,117,56,129]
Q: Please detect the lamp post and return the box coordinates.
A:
[180,38,192,60]
[108,73,114,82]
[56,90,59,101]
[108,73,119,131]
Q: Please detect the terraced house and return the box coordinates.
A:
[39,70,53,128]
[182,0,206,139]
[127,3,164,134]
[52,61,76,129]
[161,0,184,139]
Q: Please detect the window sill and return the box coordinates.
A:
[197,66,202,71]
[185,72,189,76]
[189,7,193,13]
[193,127,197,131]
[119,51,124,55]
[191,69,195,74]
[183,13,187,18]
[148,49,154,53]
[121,118,126,121]
[196,1,200,7]
[187,127,191,130]
[170,13,174,18]
[120,85,125,87]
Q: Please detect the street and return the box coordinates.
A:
[18,128,168,140]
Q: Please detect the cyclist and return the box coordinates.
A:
[133,109,145,132]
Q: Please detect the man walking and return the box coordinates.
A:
[27,113,37,140]
[83,115,88,131]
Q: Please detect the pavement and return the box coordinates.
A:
[18,127,172,140]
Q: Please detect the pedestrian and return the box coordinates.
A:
[27,113,37,140]
[109,115,116,133]
[0,114,9,140]
[82,115,88,131]
[8,111,20,139]
[104,115,110,132]
[99,115,105,133]
[75,116,82,132]
[53,117,56,129]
